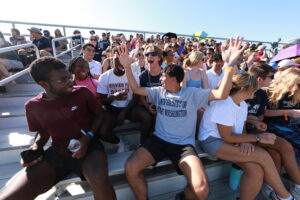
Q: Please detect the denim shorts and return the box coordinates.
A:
[199,136,224,156]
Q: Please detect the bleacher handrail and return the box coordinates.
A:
[51,34,82,58]
[0,20,276,45]
[0,43,40,86]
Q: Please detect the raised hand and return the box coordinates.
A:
[221,36,249,65]
[117,45,134,69]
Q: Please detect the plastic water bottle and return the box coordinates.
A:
[68,139,81,153]
[229,164,243,190]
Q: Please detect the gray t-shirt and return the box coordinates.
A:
[146,86,210,146]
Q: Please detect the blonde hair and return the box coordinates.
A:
[268,68,300,108]
[144,44,163,66]
[230,73,258,95]
[183,51,203,70]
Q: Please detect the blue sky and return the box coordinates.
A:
[0,0,298,43]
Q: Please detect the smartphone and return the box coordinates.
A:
[21,148,44,164]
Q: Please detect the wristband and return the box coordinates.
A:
[87,131,94,138]
[283,110,288,121]
[225,62,237,66]
[225,66,234,72]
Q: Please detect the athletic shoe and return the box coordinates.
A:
[269,191,294,200]
[291,186,300,200]
[261,183,274,199]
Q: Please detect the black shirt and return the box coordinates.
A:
[245,89,268,116]
[264,92,300,126]
[139,69,162,87]
[33,36,52,50]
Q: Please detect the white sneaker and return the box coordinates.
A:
[261,183,273,199]
[291,186,300,200]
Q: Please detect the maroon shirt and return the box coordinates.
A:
[25,86,100,155]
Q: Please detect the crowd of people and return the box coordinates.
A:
[0,26,300,200]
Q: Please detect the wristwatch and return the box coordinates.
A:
[255,135,261,143]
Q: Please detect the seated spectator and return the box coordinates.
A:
[180,42,192,60]
[275,59,300,79]
[256,45,268,61]
[97,53,143,150]
[206,53,225,89]
[82,43,102,80]
[121,36,246,200]
[72,30,84,47]
[240,46,257,72]
[177,37,185,55]
[264,68,300,166]
[9,28,22,45]
[246,63,300,199]
[0,38,23,80]
[205,47,214,69]
[88,36,102,62]
[54,29,68,52]
[68,56,100,100]
[130,48,146,76]
[28,27,52,55]
[197,42,206,53]
[161,50,175,69]
[43,30,54,44]
[99,32,110,51]
[181,51,209,89]
[0,57,116,200]
[102,42,120,73]
[199,72,294,200]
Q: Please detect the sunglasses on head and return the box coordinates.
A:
[145,52,158,57]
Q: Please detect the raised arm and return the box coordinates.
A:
[117,46,148,96]
[209,36,248,101]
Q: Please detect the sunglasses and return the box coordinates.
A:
[90,39,97,41]
[145,52,158,57]
[266,74,275,79]
[188,45,193,47]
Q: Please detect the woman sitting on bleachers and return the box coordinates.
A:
[199,73,294,200]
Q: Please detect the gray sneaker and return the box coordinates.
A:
[269,191,281,200]
[261,183,273,199]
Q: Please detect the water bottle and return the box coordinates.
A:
[68,139,81,153]
[229,164,243,190]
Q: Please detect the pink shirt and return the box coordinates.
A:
[75,77,100,98]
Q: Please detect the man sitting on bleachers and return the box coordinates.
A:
[28,27,52,56]
[0,57,116,200]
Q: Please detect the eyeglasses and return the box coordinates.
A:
[188,45,193,47]
[145,52,158,57]
[49,77,73,84]
[265,74,275,79]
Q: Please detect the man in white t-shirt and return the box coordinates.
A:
[206,53,225,89]
[97,55,152,147]
[82,43,102,80]
[118,37,248,200]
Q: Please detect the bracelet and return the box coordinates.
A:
[283,110,288,121]
[225,62,237,66]
[87,131,94,138]
[225,66,234,72]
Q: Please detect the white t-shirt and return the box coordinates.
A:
[97,69,139,108]
[198,96,248,141]
[131,61,143,76]
[206,68,225,89]
[88,60,102,77]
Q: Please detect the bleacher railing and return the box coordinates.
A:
[52,34,83,58]
[0,43,40,86]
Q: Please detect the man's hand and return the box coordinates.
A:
[72,135,90,159]
[117,45,134,69]
[148,104,157,115]
[113,90,128,101]
[20,145,43,167]
[221,36,249,65]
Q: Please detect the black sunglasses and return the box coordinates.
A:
[90,38,97,41]
[145,52,158,57]
[266,74,275,79]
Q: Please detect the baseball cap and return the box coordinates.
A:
[278,59,300,68]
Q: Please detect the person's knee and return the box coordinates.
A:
[279,139,295,155]
[125,159,137,177]
[256,147,273,164]
[243,163,264,180]
[192,180,210,200]
[86,170,110,189]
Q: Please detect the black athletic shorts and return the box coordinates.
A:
[141,134,198,175]
[44,138,105,182]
